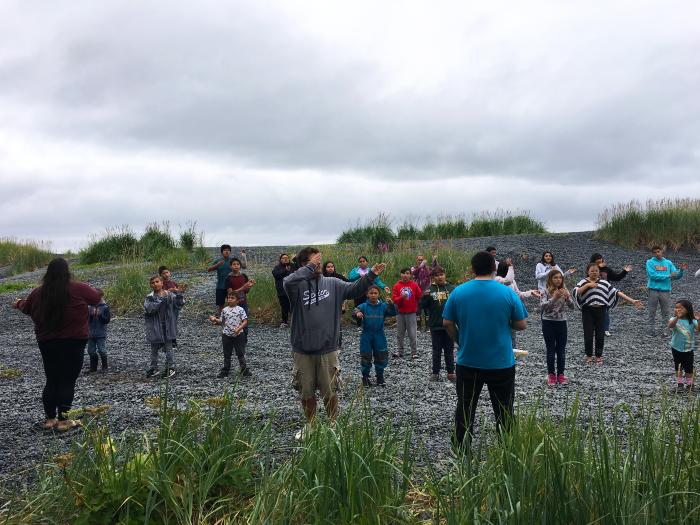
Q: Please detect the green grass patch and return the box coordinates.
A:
[0,281,35,295]
[338,211,546,244]
[4,393,700,524]
[596,198,700,251]
[0,238,53,276]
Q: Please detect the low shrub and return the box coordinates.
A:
[138,222,175,260]
[596,198,700,250]
[0,238,53,276]
[80,227,140,264]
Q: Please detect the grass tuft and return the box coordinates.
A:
[0,238,53,276]
[596,198,700,251]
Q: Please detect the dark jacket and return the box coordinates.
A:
[419,282,456,331]
[144,291,185,343]
[87,301,111,338]
[598,265,628,282]
[272,263,294,297]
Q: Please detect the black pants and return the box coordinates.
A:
[430,329,455,374]
[454,365,515,447]
[581,306,606,357]
[222,333,247,370]
[672,348,694,375]
[542,320,567,375]
[38,339,86,420]
[277,294,290,324]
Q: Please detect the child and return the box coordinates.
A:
[574,263,642,364]
[540,269,574,386]
[411,254,439,331]
[646,246,688,336]
[348,256,391,329]
[590,253,633,336]
[225,258,255,315]
[392,268,423,359]
[668,300,699,390]
[535,251,577,293]
[87,289,111,373]
[207,245,247,312]
[353,285,397,386]
[158,265,178,290]
[144,275,185,378]
[419,267,456,382]
[209,294,251,378]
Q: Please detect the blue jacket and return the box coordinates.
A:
[646,257,683,291]
[356,301,397,332]
[87,302,111,338]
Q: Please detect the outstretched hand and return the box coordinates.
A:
[631,299,643,309]
[623,264,633,272]
[371,262,386,275]
[12,298,22,309]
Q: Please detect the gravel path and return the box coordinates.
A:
[1,233,698,488]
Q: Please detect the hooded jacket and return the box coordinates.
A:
[419,282,456,330]
[272,263,294,296]
[283,263,377,354]
[144,291,185,344]
[87,301,111,338]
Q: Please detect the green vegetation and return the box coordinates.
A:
[80,223,208,265]
[248,243,475,324]
[338,211,547,245]
[0,281,34,295]
[4,393,699,524]
[0,238,52,276]
[596,198,700,250]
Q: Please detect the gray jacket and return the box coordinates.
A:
[283,263,376,354]
[144,291,184,343]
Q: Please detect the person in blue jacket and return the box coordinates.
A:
[353,285,397,387]
[86,291,111,372]
[646,245,688,336]
[348,256,390,328]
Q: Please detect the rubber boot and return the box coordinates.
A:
[89,355,98,373]
[100,354,108,372]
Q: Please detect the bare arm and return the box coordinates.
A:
[512,319,527,331]
[443,319,458,341]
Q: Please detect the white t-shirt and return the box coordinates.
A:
[221,306,247,337]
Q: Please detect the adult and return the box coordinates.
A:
[535,251,577,293]
[411,253,439,331]
[486,246,511,270]
[322,260,348,282]
[646,246,688,336]
[284,247,386,427]
[590,252,633,336]
[574,263,642,364]
[272,253,293,328]
[12,258,102,431]
[442,251,528,449]
[348,255,390,329]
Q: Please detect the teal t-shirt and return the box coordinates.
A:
[442,279,528,369]
[211,256,233,289]
[670,318,697,352]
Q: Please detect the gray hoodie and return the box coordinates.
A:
[283,263,376,354]
[144,291,185,343]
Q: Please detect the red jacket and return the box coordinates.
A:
[392,280,423,314]
[18,281,102,341]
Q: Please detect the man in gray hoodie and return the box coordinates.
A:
[284,247,386,423]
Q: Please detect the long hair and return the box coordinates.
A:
[39,258,72,333]
[322,260,336,277]
[546,269,565,295]
[541,251,555,265]
[676,299,695,321]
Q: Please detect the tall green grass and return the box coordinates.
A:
[0,238,52,276]
[338,211,546,244]
[4,393,700,524]
[596,198,700,250]
[80,223,207,265]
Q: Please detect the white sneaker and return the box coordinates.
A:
[279,323,288,328]
[295,424,310,441]
[605,331,612,337]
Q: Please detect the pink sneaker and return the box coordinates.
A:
[557,374,569,385]
[547,373,557,386]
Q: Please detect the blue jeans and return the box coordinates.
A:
[87,337,107,357]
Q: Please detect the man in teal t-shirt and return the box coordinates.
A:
[443,251,528,448]
[646,245,688,336]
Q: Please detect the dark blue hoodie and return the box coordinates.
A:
[87,301,111,338]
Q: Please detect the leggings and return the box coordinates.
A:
[38,339,86,420]
[582,306,606,357]
[542,320,567,375]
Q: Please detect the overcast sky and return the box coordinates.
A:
[1,1,699,251]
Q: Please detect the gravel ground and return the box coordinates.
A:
[1,232,699,488]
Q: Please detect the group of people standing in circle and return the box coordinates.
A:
[8,242,699,447]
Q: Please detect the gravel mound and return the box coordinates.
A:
[1,233,698,487]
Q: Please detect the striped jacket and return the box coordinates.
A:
[573,279,619,309]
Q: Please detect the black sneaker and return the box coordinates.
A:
[146,368,157,378]
[392,352,404,358]
[217,369,230,378]
[361,375,372,387]
[240,367,252,377]
[161,368,176,379]
[376,374,386,387]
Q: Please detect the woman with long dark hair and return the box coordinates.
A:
[13,257,102,431]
